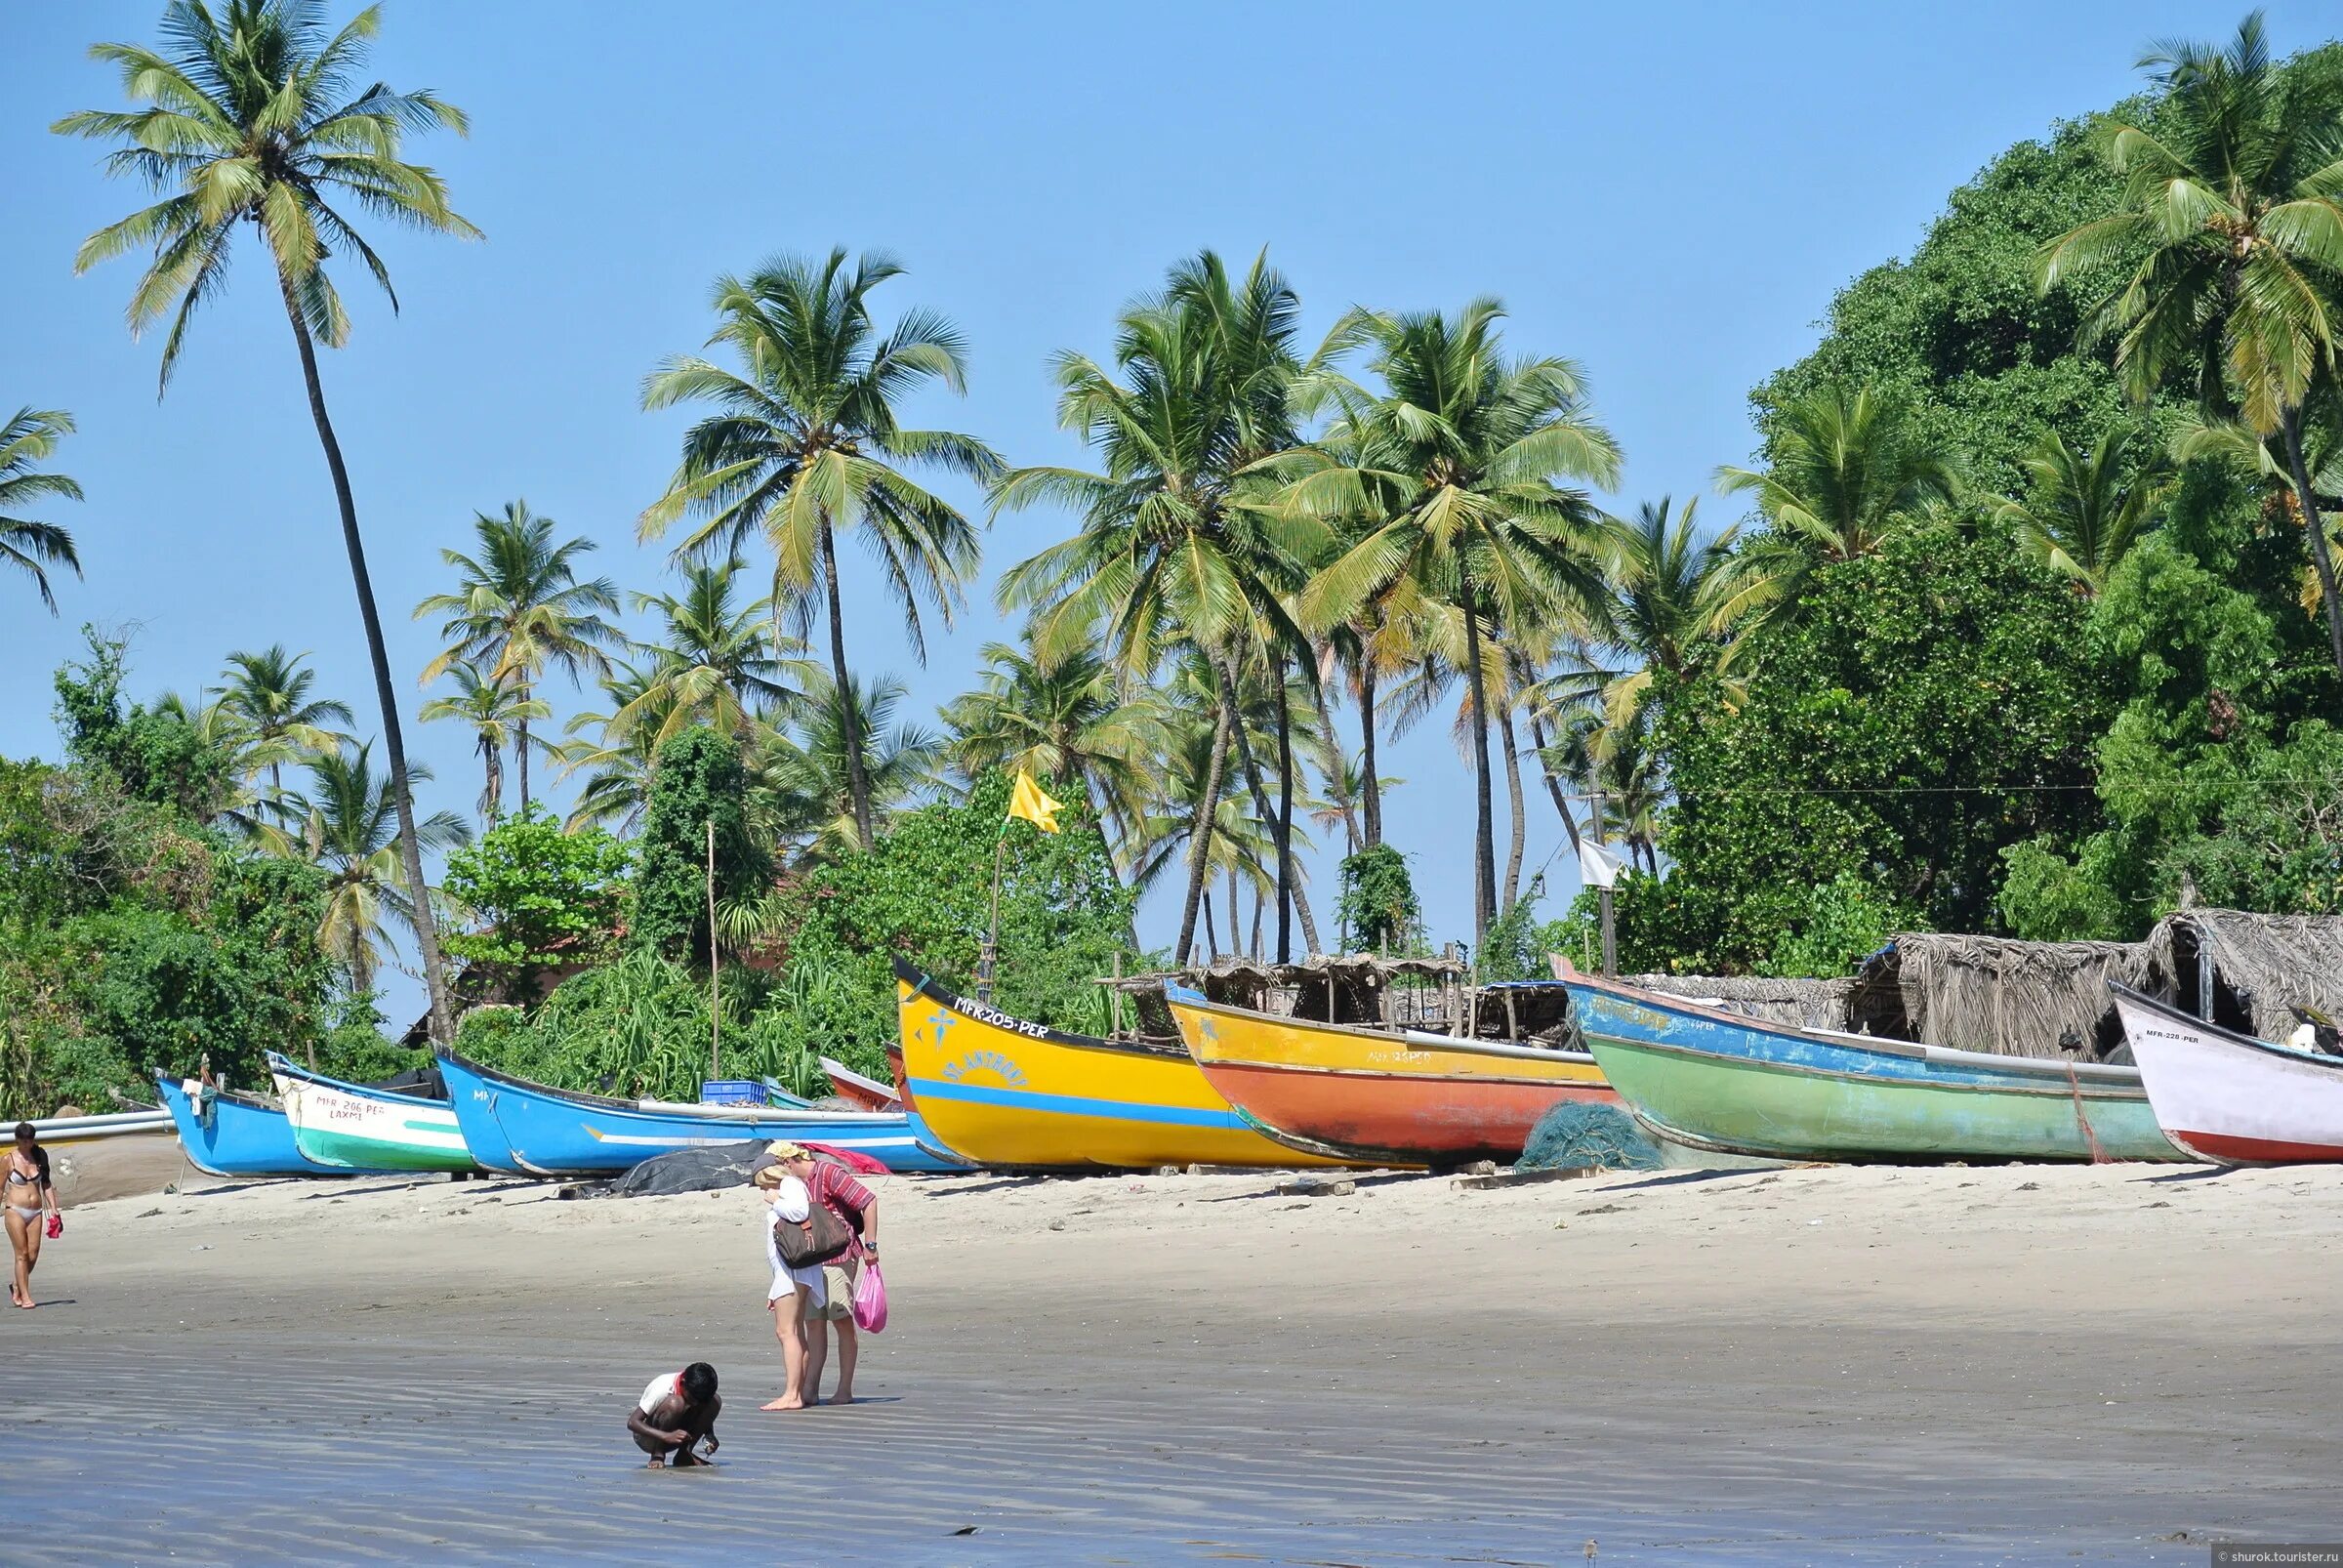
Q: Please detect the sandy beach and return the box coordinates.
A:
[2,1146,2337,1565]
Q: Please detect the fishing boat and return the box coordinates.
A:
[893,957,1349,1170]
[153,1070,348,1177]
[1166,983,1610,1165]
[822,1055,905,1112]
[2112,983,2343,1164]
[1564,966,2184,1164]
[267,1052,475,1173]
[432,1049,965,1176]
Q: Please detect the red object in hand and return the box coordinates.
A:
[45,1215,61,1240]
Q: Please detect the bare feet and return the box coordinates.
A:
[833,1386,854,1405]
[760,1396,804,1412]
[645,1456,667,1468]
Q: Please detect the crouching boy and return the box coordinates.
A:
[628,1362,721,1466]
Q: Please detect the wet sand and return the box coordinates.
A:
[3,1158,2337,1564]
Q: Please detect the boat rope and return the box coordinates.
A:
[2064,1062,2110,1165]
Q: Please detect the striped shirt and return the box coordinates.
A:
[804,1159,875,1263]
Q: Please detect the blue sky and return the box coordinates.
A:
[2,0,2326,1017]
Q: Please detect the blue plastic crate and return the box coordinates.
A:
[699,1079,767,1106]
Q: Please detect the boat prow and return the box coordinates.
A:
[2113,983,2343,1165]
[153,1069,346,1177]
[267,1052,474,1173]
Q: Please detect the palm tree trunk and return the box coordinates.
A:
[515,694,531,813]
[1198,878,1217,966]
[482,738,503,824]
[1174,691,1233,965]
[2281,405,2343,680]
[1359,657,1381,849]
[1527,710,1584,858]
[277,274,452,1044]
[1500,705,1527,915]
[817,514,876,846]
[1250,877,1264,960]
[1223,667,1323,954]
[1308,670,1359,856]
[1273,649,1295,963]
[1457,568,1497,947]
[1227,867,1241,962]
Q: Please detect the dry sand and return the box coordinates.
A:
[2,1149,2337,1564]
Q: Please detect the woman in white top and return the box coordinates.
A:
[754,1164,823,1410]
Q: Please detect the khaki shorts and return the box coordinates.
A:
[810,1263,854,1321]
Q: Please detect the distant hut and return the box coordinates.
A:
[1624,974,1855,1032]
[2148,908,2343,1043]
[1847,910,2343,1061]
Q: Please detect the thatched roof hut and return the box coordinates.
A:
[1848,909,2343,1060]
[1626,974,1855,1032]
[1106,952,1469,1034]
[2149,908,2343,1042]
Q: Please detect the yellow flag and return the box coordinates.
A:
[1007,770,1062,833]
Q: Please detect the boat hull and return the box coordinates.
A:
[1169,989,1609,1165]
[432,1050,959,1176]
[894,960,1346,1170]
[267,1053,474,1173]
[2114,986,2343,1165]
[153,1071,347,1177]
[1568,974,2184,1164]
[822,1055,905,1112]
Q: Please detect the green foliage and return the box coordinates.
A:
[629,727,769,963]
[775,770,1140,1073]
[1755,871,1919,979]
[1336,843,1421,952]
[1624,523,2106,970]
[54,628,231,819]
[442,805,629,994]
[1479,878,1551,982]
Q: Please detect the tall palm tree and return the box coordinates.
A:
[2038,12,2343,673]
[638,249,1003,846]
[557,662,666,835]
[1715,384,1961,572]
[753,672,944,859]
[611,559,812,749]
[58,0,477,1041]
[269,741,469,994]
[1287,301,1621,943]
[0,407,83,612]
[217,643,352,800]
[415,500,621,811]
[1994,429,2167,596]
[939,640,1165,857]
[419,662,550,823]
[996,250,1322,961]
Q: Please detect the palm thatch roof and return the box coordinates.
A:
[1626,974,1856,1032]
[2150,908,2343,1042]
[1849,909,2343,1060]
[1105,952,1471,1032]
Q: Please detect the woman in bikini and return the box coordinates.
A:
[7,1122,60,1309]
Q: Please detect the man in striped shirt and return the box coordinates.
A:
[760,1142,880,1404]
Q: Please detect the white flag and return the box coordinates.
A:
[1577,840,1628,890]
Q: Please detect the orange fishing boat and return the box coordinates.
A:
[1167,982,1616,1165]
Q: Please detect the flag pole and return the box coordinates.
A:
[707,816,720,1080]
[981,831,1006,1003]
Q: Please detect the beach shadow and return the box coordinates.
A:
[1198,1172,1430,1203]
[923,1175,1071,1196]
[1601,1170,1751,1192]
[2138,1166,2234,1184]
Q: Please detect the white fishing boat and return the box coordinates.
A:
[2110,984,2343,1164]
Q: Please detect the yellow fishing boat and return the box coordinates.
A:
[893,958,1349,1170]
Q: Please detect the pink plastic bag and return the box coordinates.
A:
[851,1259,888,1333]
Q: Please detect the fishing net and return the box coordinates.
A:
[596,1140,771,1197]
[1516,1101,1663,1172]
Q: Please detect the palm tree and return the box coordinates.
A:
[1716,384,1961,574]
[1287,301,1621,943]
[269,741,469,994]
[1126,703,1280,963]
[2038,13,2343,674]
[611,559,812,749]
[939,640,1164,857]
[419,663,550,823]
[996,250,1322,961]
[1994,429,2167,596]
[557,662,665,835]
[58,1,477,1042]
[217,643,353,800]
[0,408,84,612]
[752,673,944,859]
[415,500,621,811]
[639,249,1003,847]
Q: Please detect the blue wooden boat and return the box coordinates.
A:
[153,1070,350,1177]
[1561,966,2184,1163]
[433,1049,968,1176]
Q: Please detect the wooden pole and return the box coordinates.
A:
[1594,786,1616,976]
[981,833,1006,1003]
[707,816,719,1082]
